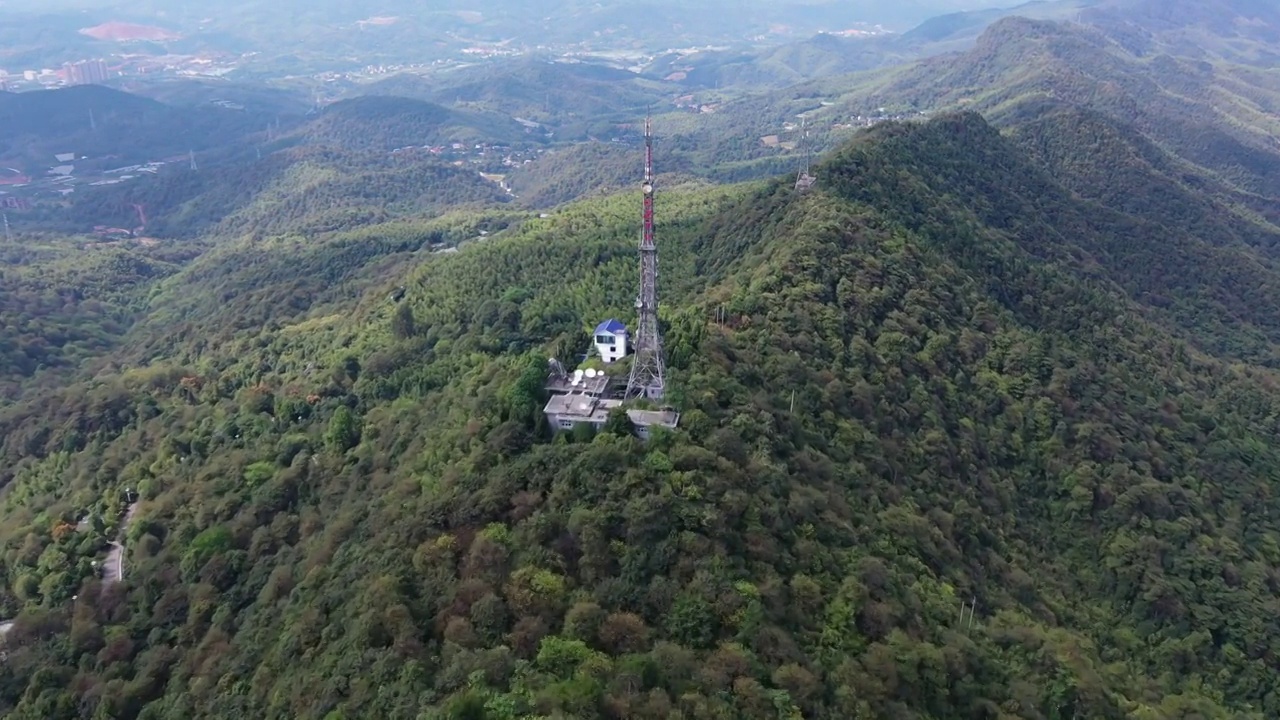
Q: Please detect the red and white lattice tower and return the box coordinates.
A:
[625,116,666,401]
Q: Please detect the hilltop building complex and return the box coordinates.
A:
[543,118,679,438]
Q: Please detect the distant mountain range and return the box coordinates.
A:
[826,15,1280,213]
[0,0,1018,71]
[351,60,673,142]
[0,84,534,238]
[670,0,1280,89]
[0,85,271,168]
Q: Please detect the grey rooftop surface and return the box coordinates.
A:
[544,393,679,430]
[545,373,612,397]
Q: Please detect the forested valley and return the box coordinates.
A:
[5,8,1280,720]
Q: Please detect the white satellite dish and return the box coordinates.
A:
[571,377,580,386]
[586,368,597,378]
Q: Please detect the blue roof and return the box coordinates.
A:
[595,319,627,335]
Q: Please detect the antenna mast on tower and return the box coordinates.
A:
[625,116,666,401]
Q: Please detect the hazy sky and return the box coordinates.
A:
[0,0,1022,22]
[0,0,1031,63]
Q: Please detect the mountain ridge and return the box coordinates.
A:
[4,104,1280,717]
[5,4,1280,719]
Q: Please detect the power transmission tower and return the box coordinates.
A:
[2,213,10,243]
[624,116,667,401]
[795,115,816,193]
[189,150,198,171]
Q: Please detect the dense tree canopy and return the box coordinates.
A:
[4,105,1280,719]
[6,10,1280,715]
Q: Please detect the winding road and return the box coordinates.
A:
[101,501,140,585]
[0,499,139,639]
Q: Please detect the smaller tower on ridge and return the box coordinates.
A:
[795,115,816,193]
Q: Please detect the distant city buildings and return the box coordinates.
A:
[1,52,243,91]
[63,59,110,85]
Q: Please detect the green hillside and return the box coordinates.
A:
[651,34,905,92]
[51,145,514,239]
[356,61,671,142]
[1080,0,1280,64]
[880,17,1280,210]
[5,102,1280,719]
[649,0,1096,92]
[0,235,191,403]
[299,96,535,151]
[686,15,1280,219]
[0,85,273,171]
[121,79,313,117]
[504,142,642,208]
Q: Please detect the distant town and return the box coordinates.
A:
[0,53,243,91]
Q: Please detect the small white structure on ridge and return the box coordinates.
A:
[593,319,629,363]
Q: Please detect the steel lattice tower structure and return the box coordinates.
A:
[795,116,816,193]
[625,117,666,401]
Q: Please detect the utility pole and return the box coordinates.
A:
[958,598,979,633]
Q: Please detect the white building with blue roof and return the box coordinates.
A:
[593,319,629,363]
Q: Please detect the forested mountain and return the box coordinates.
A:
[299,96,535,151]
[650,0,1092,91]
[504,142,645,208]
[8,91,1280,717]
[670,0,1280,92]
[121,79,313,117]
[646,34,901,92]
[357,61,670,141]
[504,142,710,210]
[678,12,1280,216]
[7,4,1280,719]
[0,86,533,238]
[0,235,193,403]
[846,16,1280,211]
[0,86,275,170]
[1079,0,1280,64]
[56,145,514,240]
[2,0,1013,69]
